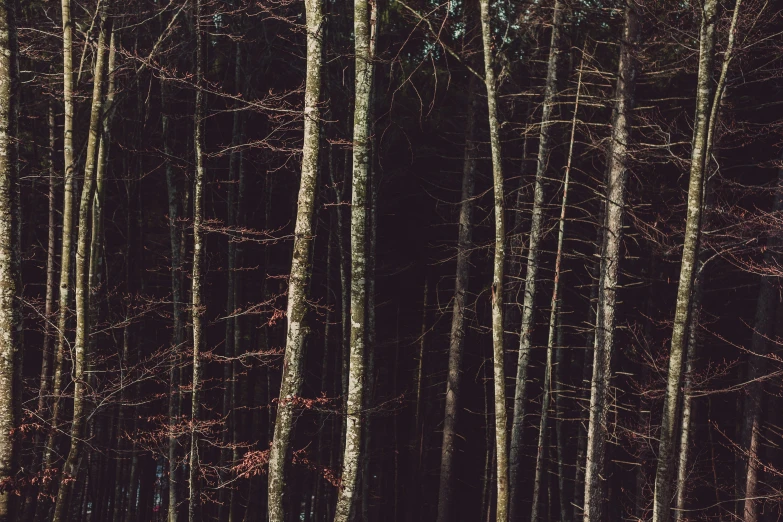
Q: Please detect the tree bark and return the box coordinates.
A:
[509,5,563,515]
[582,4,637,521]
[39,0,77,513]
[479,0,508,519]
[435,79,477,522]
[531,49,581,522]
[0,0,19,518]
[189,0,206,519]
[267,0,323,517]
[51,9,110,521]
[650,1,718,520]
[332,0,373,516]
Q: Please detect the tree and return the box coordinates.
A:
[332,0,374,518]
[479,0,508,518]
[0,0,19,518]
[436,78,477,522]
[51,8,110,520]
[581,3,638,521]
[651,1,720,520]
[267,0,324,517]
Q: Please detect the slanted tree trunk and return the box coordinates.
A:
[189,0,206,519]
[582,4,638,521]
[435,79,477,522]
[267,0,323,517]
[51,10,110,522]
[0,0,19,518]
[650,1,719,520]
[531,49,581,522]
[509,5,563,515]
[479,0,508,518]
[332,0,374,517]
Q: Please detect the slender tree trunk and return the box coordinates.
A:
[228,43,245,522]
[509,5,563,515]
[435,79,477,522]
[554,315,568,522]
[39,1,77,514]
[573,208,604,522]
[479,0,508,518]
[220,39,244,522]
[0,0,19,518]
[581,5,638,521]
[332,0,374,516]
[38,98,57,439]
[267,0,323,517]
[531,51,581,522]
[189,0,206,519]
[740,158,782,522]
[161,74,185,522]
[650,1,718,520]
[673,268,703,522]
[51,11,110,521]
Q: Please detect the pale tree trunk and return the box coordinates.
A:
[650,1,718,520]
[673,268,703,522]
[51,10,110,522]
[509,4,563,514]
[189,0,206,519]
[39,0,77,513]
[0,0,19,518]
[479,0,508,518]
[582,3,637,521]
[267,0,323,517]
[332,0,374,516]
[673,5,741,517]
[531,51,582,522]
[435,79,477,522]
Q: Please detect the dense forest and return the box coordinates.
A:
[0,0,782,521]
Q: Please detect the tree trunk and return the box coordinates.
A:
[220,38,244,522]
[435,78,477,522]
[267,0,323,517]
[531,48,581,522]
[189,0,206,518]
[51,11,110,521]
[332,0,374,516]
[0,0,19,518]
[509,4,563,515]
[650,1,718,520]
[741,158,782,522]
[25,95,57,521]
[479,0,508,518]
[161,73,185,522]
[582,4,638,521]
[673,268,702,522]
[39,0,77,514]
